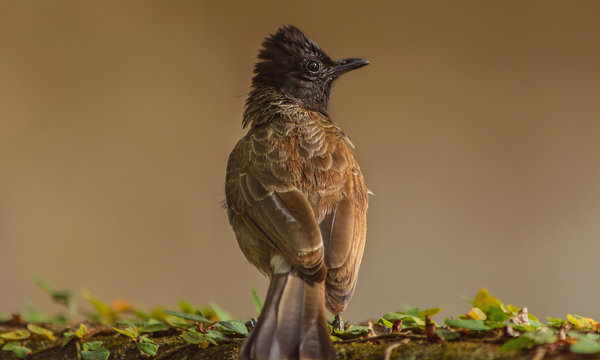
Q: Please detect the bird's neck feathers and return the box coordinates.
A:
[242,86,330,129]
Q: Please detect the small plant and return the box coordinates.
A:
[1,279,599,358]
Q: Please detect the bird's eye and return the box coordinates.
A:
[306,60,320,73]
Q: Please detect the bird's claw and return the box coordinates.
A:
[333,314,344,332]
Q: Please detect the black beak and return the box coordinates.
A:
[332,58,370,77]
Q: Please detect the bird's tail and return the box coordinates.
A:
[240,273,335,360]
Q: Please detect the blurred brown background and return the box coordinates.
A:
[1,0,599,323]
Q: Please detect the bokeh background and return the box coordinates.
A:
[1,0,599,323]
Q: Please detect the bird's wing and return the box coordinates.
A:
[319,157,368,314]
[226,123,326,280]
[235,171,325,279]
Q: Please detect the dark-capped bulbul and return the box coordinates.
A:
[225,25,369,360]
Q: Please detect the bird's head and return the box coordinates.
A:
[252,25,369,114]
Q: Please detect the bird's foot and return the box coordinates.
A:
[333,314,344,332]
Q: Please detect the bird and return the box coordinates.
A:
[225,25,369,360]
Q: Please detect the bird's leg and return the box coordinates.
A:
[333,314,344,332]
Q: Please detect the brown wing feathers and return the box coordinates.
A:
[231,114,367,307]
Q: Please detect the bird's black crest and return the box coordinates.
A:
[247,25,368,117]
[251,26,335,113]
[257,25,328,65]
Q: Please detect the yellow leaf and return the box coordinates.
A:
[418,308,442,318]
[80,289,117,325]
[473,288,503,312]
[75,323,88,339]
[0,330,31,340]
[149,307,169,321]
[27,324,56,341]
[113,327,138,339]
[165,315,189,327]
[567,314,583,329]
[568,315,599,330]
[468,307,487,320]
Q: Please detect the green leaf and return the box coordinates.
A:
[488,306,510,322]
[445,318,490,331]
[11,346,32,359]
[510,323,537,333]
[2,342,19,351]
[27,324,56,341]
[460,294,474,305]
[34,277,74,308]
[163,310,210,322]
[138,342,159,356]
[345,325,370,336]
[21,302,45,323]
[406,307,420,317]
[588,334,600,341]
[181,331,207,345]
[571,335,600,354]
[117,320,138,327]
[177,301,196,314]
[378,317,394,328]
[62,332,76,346]
[140,335,154,343]
[133,308,150,320]
[435,329,459,340]
[251,287,263,316]
[165,315,192,328]
[218,320,248,335]
[20,301,67,325]
[0,330,30,340]
[483,320,508,330]
[202,334,219,346]
[205,329,227,342]
[526,329,557,345]
[34,276,56,295]
[82,341,105,350]
[381,313,424,326]
[2,341,32,359]
[528,319,542,329]
[499,336,535,352]
[546,317,567,328]
[210,302,233,321]
[381,312,401,322]
[138,319,169,333]
[81,341,110,360]
[330,334,343,341]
